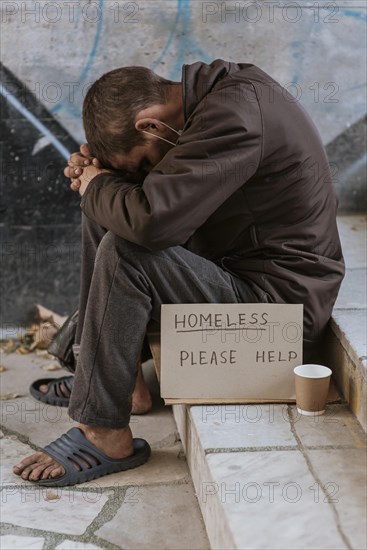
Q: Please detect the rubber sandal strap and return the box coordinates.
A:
[38,428,151,487]
[51,378,70,398]
[30,376,74,407]
[61,376,74,394]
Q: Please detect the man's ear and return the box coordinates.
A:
[135,118,166,134]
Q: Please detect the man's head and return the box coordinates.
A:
[83,66,184,174]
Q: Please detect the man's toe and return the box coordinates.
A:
[41,464,59,480]
[50,466,65,478]
[13,453,40,474]
[29,462,53,481]
[21,464,40,480]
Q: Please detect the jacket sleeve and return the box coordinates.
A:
[80,84,262,251]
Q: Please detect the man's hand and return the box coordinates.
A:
[65,144,109,195]
[77,163,111,196]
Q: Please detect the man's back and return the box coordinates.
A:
[181,60,345,350]
[81,59,345,352]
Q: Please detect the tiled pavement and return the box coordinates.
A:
[0,356,209,549]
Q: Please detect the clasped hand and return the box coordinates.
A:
[65,144,110,196]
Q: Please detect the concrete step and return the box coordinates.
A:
[324,215,367,432]
[173,401,366,550]
[171,214,367,549]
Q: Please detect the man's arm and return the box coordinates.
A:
[81,89,262,250]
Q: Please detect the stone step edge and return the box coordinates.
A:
[325,316,367,433]
[172,403,236,550]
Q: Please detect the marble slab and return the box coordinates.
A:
[96,484,209,549]
[0,535,44,549]
[203,450,347,550]
[0,488,108,535]
[330,310,367,368]
[56,541,102,549]
[189,404,296,451]
[289,404,367,448]
[307,448,367,550]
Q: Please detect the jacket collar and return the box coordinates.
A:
[181,59,232,122]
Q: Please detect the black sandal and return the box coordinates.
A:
[36,427,151,487]
[29,376,74,407]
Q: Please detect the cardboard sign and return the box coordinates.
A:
[160,303,303,401]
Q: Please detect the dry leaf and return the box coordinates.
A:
[15,346,31,355]
[28,321,58,350]
[0,365,7,372]
[0,305,67,357]
[44,490,60,501]
[35,304,67,329]
[35,350,55,359]
[41,363,60,371]
[0,393,21,400]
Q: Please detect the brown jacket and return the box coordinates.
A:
[81,59,345,349]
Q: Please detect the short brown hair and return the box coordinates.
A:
[83,66,174,168]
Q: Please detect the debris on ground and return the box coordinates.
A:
[0,393,22,400]
[35,350,56,360]
[40,363,61,371]
[0,305,67,356]
[44,491,61,501]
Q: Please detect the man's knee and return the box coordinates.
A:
[95,232,147,264]
[95,231,120,264]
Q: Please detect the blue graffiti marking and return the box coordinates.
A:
[340,9,367,22]
[50,0,104,119]
[152,1,182,70]
[152,0,211,80]
[79,0,104,83]
[290,17,315,85]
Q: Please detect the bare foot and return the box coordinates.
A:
[12,451,66,482]
[12,424,133,482]
[38,363,152,414]
[132,362,152,415]
[39,380,71,398]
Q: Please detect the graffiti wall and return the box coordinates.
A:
[1,0,366,322]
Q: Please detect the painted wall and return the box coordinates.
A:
[2,1,366,143]
[1,0,366,323]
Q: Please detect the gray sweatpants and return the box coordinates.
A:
[68,215,261,428]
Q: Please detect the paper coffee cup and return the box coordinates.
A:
[293,364,332,416]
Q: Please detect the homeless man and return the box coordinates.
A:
[14,59,345,486]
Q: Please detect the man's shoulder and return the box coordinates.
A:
[183,59,268,119]
[225,62,280,88]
